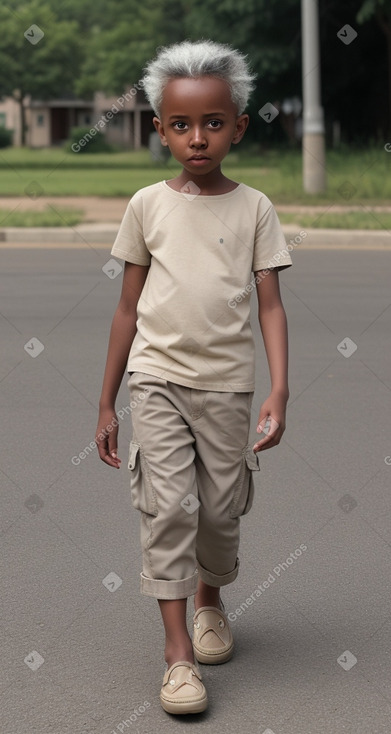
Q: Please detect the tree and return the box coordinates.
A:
[357,0,391,133]
[74,0,182,98]
[0,1,82,144]
[184,0,302,144]
[73,0,302,144]
[0,0,387,147]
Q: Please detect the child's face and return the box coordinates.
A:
[153,76,249,177]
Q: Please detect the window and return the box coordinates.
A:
[36,113,45,127]
[0,112,6,127]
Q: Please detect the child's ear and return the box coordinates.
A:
[153,116,169,146]
[232,114,249,145]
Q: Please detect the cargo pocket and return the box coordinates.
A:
[229,445,260,518]
[127,440,158,516]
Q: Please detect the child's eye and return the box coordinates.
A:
[207,120,222,128]
[172,121,188,130]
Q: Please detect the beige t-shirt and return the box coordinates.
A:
[111,180,292,392]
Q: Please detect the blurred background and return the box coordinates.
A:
[0,0,390,219]
[0,0,389,148]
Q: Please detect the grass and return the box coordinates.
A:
[0,206,83,227]
[4,206,389,229]
[278,211,391,230]
[0,146,390,204]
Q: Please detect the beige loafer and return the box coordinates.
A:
[160,660,208,714]
[193,603,234,664]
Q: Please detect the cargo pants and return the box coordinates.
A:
[127,371,260,600]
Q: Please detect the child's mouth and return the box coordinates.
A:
[188,156,210,165]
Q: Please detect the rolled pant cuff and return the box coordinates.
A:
[140,570,199,599]
[196,557,240,587]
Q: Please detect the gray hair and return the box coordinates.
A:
[142,39,257,116]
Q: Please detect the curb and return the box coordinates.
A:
[294,227,391,250]
[0,223,118,245]
[0,224,390,249]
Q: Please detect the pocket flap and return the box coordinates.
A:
[245,446,260,471]
[128,441,140,470]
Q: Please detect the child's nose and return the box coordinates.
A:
[190,126,207,146]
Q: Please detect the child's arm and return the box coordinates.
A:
[252,268,289,453]
[95,261,150,468]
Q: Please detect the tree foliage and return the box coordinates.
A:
[0,1,82,142]
[0,0,389,144]
[0,2,81,99]
[357,0,391,134]
[357,0,391,24]
[73,0,170,97]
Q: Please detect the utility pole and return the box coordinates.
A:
[301,0,326,193]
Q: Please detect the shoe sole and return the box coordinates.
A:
[160,693,208,714]
[193,642,234,665]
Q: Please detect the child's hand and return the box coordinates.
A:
[95,408,122,468]
[252,393,288,453]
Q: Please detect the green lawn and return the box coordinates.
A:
[0,146,390,204]
[279,211,391,230]
[0,206,83,227]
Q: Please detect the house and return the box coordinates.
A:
[0,86,154,148]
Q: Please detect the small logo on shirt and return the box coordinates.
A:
[180,181,201,201]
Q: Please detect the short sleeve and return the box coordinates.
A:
[110,194,151,266]
[252,200,292,273]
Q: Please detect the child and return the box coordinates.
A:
[96,39,292,715]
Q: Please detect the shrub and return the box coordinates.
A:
[0,127,13,148]
[65,126,113,154]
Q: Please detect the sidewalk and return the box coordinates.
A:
[1,195,391,220]
[0,223,390,249]
[1,195,390,248]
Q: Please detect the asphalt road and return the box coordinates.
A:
[1,245,391,734]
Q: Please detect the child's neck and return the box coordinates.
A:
[166,168,239,196]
